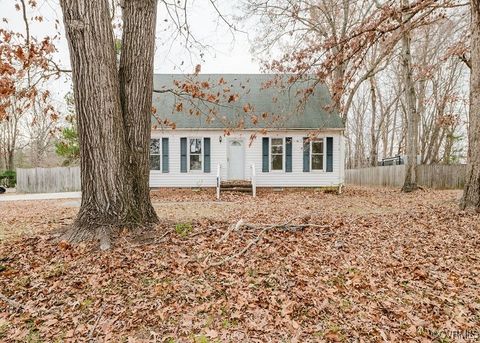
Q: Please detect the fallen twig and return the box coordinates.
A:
[216,219,250,243]
[190,226,219,237]
[156,228,173,240]
[228,216,330,233]
[88,305,105,342]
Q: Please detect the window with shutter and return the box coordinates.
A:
[270,138,284,171]
[262,137,269,172]
[303,137,310,172]
[189,138,202,171]
[150,138,161,170]
[180,137,187,173]
[285,137,292,172]
[311,139,324,171]
[326,137,334,172]
[204,137,211,173]
[161,137,169,173]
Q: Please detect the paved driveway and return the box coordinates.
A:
[0,192,81,202]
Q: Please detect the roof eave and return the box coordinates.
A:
[151,127,345,131]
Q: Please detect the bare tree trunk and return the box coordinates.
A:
[369,77,378,166]
[443,129,455,164]
[389,102,398,157]
[346,133,353,169]
[6,149,14,171]
[461,0,480,210]
[417,78,427,163]
[119,0,159,225]
[0,146,4,170]
[401,0,418,192]
[60,0,159,246]
[61,0,130,234]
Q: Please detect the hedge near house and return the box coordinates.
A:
[0,170,16,188]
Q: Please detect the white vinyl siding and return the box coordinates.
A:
[150,130,344,187]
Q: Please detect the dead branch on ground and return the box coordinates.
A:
[208,217,331,268]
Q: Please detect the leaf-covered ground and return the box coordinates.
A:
[0,187,479,342]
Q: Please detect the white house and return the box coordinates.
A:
[149,74,345,191]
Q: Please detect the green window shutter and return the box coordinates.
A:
[204,137,211,173]
[303,137,310,172]
[162,137,169,173]
[285,137,292,172]
[262,137,269,172]
[180,137,187,173]
[326,137,333,172]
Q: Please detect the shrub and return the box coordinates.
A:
[55,127,80,166]
[0,170,16,188]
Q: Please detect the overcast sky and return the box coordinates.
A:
[0,0,261,107]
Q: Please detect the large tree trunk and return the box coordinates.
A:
[401,0,419,192]
[119,0,159,225]
[461,0,480,210]
[60,0,159,246]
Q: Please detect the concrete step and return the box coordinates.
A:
[220,183,252,189]
[220,180,252,188]
[220,187,253,193]
[220,180,253,194]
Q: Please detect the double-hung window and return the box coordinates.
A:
[271,138,284,171]
[150,138,161,170]
[311,138,324,171]
[189,138,202,171]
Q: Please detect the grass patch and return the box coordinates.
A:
[44,262,65,279]
[175,223,193,237]
[193,334,216,343]
[0,320,9,339]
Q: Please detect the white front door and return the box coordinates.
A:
[227,139,245,180]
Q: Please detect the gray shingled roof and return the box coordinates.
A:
[152,74,344,130]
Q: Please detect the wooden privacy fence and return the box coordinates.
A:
[346,164,466,189]
[16,167,81,193]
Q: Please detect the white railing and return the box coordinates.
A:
[251,164,257,197]
[216,163,221,200]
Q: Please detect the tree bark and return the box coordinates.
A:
[443,129,455,164]
[60,0,159,246]
[461,0,480,210]
[6,148,14,171]
[119,0,159,225]
[389,101,398,157]
[369,77,378,167]
[401,0,419,192]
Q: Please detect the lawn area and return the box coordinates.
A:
[0,187,479,342]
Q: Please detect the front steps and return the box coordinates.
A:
[220,180,253,194]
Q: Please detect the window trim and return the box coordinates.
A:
[310,138,326,172]
[269,137,285,172]
[188,137,203,172]
[150,138,161,171]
